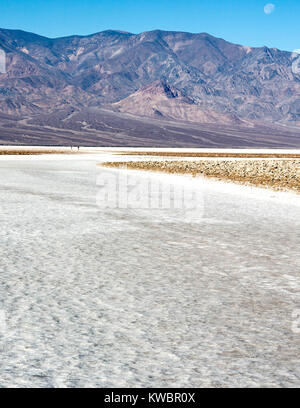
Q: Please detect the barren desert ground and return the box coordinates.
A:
[0,148,300,387]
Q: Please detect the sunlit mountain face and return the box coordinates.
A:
[0,28,300,147]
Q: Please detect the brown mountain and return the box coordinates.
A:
[0,28,300,146]
[112,80,244,125]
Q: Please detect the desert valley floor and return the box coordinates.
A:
[0,149,300,387]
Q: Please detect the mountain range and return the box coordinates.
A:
[0,28,300,147]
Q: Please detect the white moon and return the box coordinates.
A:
[264,3,275,14]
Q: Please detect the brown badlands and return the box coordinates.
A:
[101,159,300,193]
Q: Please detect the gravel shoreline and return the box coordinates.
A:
[116,151,300,159]
[101,159,300,193]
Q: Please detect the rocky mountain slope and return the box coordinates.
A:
[0,28,300,146]
[112,80,243,125]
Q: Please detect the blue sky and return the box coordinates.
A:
[0,0,299,51]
